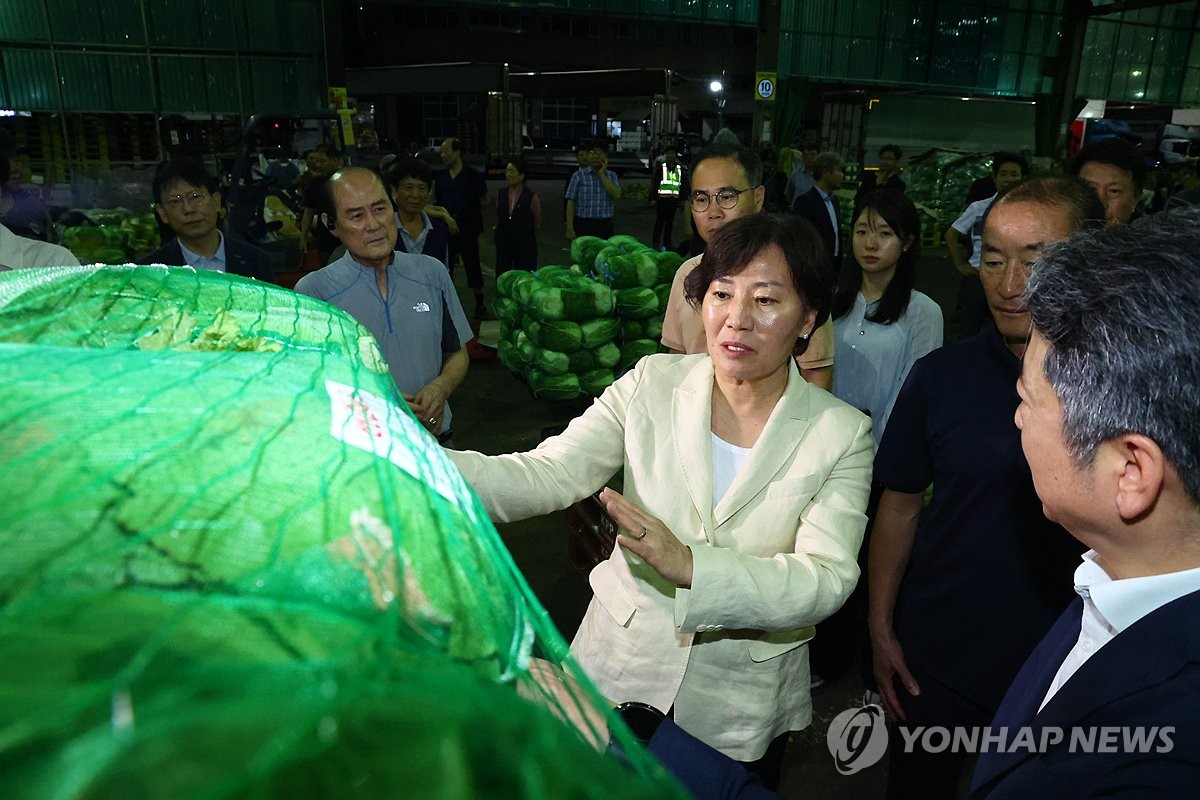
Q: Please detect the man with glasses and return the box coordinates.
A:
[660,143,835,390]
[139,159,273,282]
[870,178,1104,799]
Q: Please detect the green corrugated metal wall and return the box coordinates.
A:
[778,0,1067,97]
[428,0,760,23]
[775,0,1200,103]
[0,0,326,114]
[1078,2,1200,105]
[5,0,1199,111]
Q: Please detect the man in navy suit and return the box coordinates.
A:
[791,151,845,266]
[971,206,1200,797]
[138,159,273,282]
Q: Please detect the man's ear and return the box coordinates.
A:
[154,205,168,225]
[321,213,339,238]
[1109,433,1167,521]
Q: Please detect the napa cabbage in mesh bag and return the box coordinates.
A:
[526,279,615,322]
[578,317,620,348]
[615,287,660,319]
[0,265,685,797]
[524,319,584,354]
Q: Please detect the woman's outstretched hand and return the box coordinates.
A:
[599,487,694,588]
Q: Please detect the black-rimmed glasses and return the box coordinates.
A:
[689,187,753,211]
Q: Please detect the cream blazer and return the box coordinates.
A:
[448,354,872,760]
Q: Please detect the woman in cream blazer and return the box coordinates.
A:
[448,214,872,765]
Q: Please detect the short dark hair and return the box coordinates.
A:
[1028,206,1200,503]
[811,151,846,181]
[833,189,922,325]
[506,155,529,178]
[1068,138,1147,192]
[152,159,219,205]
[444,136,462,154]
[879,144,902,160]
[991,151,1028,176]
[383,156,432,189]
[990,175,1106,233]
[683,213,833,356]
[690,143,763,189]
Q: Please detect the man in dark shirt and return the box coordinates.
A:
[1068,137,1146,226]
[298,145,341,268]
[868,177,1105,800]
[139,158,272,282]
[384,156,452,268]
[791,151,845,264]
[855,144,905,204]
[970,205,1200,799]
[432,137,488,317]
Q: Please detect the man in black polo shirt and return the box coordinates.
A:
[867,177,1105,800]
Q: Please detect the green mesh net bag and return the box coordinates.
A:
[0,266,684,799]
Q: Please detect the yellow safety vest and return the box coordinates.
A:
[657,162,682,198]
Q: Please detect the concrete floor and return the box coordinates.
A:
[446,177,965,799]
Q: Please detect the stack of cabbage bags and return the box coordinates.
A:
[570,235,677,374]
[495,265,620,401]
[904,149,995,227]
[62,209,162,263]
[495,235,681,402]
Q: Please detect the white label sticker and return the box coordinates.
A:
[325,379,473,513]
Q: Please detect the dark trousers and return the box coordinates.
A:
[741,730,790,791]
[956,272,989,340]
[573,216,614,240]
[652,199,678,250]
[811,482,883,684]
[449,232,483,289]
[886,664,992,800]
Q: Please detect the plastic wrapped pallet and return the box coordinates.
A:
[0,265,683,799]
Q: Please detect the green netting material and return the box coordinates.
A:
[0,266,683,799]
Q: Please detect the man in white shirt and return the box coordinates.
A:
[971,206,1200,798]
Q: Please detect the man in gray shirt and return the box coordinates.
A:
[295,167,472,441]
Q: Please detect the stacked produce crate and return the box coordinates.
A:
[494,235,682,401]
[904,149,996,229]
[62,210,161,263]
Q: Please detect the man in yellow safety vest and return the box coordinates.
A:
[650,146,684,251]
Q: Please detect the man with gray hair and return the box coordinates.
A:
[871,177,1104,799]
[295,167,472,443]
[791,151,846,263]
[971,206,1200,797]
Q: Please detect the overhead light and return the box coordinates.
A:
[709,80,724,93]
